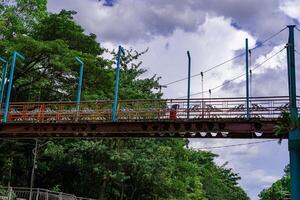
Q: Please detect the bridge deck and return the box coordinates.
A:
[0,119,280,138]
[0,96,297,138]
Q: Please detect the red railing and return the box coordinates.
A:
[1,96,299,123]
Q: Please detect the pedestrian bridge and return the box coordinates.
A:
[0,96,297,139]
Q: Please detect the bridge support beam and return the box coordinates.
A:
[287,25,300,200]
[0,120,280,138]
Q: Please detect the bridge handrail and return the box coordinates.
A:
[0,186,96,200]
[1,96,299,122]
[6,95,297,105]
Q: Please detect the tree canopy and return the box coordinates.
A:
[259,165,290,200]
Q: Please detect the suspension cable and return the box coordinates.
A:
[163,27,288,87]
[164,53,244,86]
[194,139,278,150]
[249,49,253,97]
[178,46,286,98]
[250,26,287,51]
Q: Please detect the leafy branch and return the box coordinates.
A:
[275,111,300,143]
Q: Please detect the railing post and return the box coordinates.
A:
[8,187,12,200]
[245,38,250,120]
[112,46,124,122]
[187,51,191,119]
[3,51,25,123]
[45,190,48,200]
[201,98,205,119]
[35,188,39,200]
[59,192,62,200]
[287,25,300,200]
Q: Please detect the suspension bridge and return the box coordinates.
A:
[0,25,300,199]
[0,96,297,138]
[0,26,297,139]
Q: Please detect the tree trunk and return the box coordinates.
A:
[99,179,107,200]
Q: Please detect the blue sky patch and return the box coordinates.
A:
[255,41,263,48]
[292,18,299,25]
[101,0,117,7]
[231,21,242,30]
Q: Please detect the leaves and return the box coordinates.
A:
[259,170,290,200]
[275,111,300,143]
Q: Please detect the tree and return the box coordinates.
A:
[188,150,249,200]
[33,139,208,200]
[259,165,290,200]
[34,10,102,56]
[0,0,47,39]
[275,111,300,142]
[0,8,161,102]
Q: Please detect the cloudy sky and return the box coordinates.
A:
[47,0,300,199]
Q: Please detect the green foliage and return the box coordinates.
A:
[0,139,249,200]
[0,5,160,101]
[189,152,249,200]
[50,184,61,192]
[259,166,290,200]
[0,34,112,101]
[0,186,8,196]
[34,10,103,56]
[0,0,47,39]
[275,111,300,143]
[36,139,208,199]
[0,187,17,200]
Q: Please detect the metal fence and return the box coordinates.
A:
[1,96,299,122]
[0,187,95,200]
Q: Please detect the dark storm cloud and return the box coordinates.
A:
[48,0,299,45]
[202,0,293,44]
[47,0,296,43]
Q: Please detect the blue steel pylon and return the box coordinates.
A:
[0,57,8,104]
[3,51,25,123]
[112,46,125,122]
[187,51,191,119]
[287,25,300,200]
[75,57,84,112]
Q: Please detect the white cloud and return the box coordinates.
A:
[252,44,287,74]
[48,0,294,44]
[48,0,206,43]
[246,169,280,184]
[220,43,289,97]
[105,15,255,99]
[280,0,300,22]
